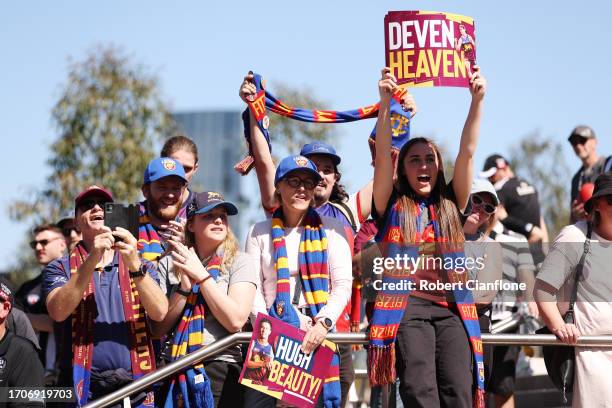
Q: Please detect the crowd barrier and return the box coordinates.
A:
[83,333,612,408]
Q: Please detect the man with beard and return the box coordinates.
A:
[139,157,188,262]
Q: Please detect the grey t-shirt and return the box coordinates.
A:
[158,251,257,363]
[537,221,612,305]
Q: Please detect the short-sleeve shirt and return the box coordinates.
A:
[42,252,159,375]
[157,251,257,363]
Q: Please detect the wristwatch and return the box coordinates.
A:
[129,263,147,279]
[317,317,333,331]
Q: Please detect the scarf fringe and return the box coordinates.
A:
[235,155,255,175]
[474,388,486,408]
[367,345,396,386]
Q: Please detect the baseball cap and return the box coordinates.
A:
[74,185,114,210]
[568,125,596,142]
[479,154,509,179]
[56,211,75,229]
[187,191,238,219]
[585,173,612,213]
[470,178,500,206]
[143,157,187,185]
[300,142,341,166]
[0,279,13,306]
[274,155,323,185]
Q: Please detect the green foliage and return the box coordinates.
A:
[10,45,175,224]
[508,132,571,237]
[267,82,338,159]
[5,45,175,280]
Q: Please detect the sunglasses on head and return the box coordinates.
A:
[570,136,589,146]
[77,198,110,211]
[471,194,496,215]
[29,236,63,249]
[285,176,317,190]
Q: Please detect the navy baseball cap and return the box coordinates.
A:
[187,191,238,219]
[274,155,323,185]
[300,142,341,166]
[479,154,509,179]
[143,157,187,185]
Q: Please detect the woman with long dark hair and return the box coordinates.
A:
[368,66,487,408]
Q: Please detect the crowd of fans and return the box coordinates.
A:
[1,67,610,408]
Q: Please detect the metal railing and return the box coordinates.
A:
[83,333,612,408]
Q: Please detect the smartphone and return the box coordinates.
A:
[104,203,140,241]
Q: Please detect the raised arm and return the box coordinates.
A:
[452,65,487,211]
[373,68,396,215]
[240,73,277,212]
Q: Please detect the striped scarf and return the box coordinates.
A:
[138,202,165,262]
[164,252,223,408]
[368,198,486,408]
[234,72,410,175]
[70,243,155,407]
[270,208,341,408]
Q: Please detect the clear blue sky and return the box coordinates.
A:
[1,1,611,270]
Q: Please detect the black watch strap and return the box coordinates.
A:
[176,287,191,297]
[129,264,147,279]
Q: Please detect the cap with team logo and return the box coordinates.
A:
[274,155,323,185]
[479,154,509,179]
[0,280,13,306]
[143,157,187,185]
[300,142,341,166]
[187,191,238,219]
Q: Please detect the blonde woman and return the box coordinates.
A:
[153,191,256,408]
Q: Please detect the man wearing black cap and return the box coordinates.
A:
[480,154,548,263]
[0,281,45,407]
[568,125,612,223]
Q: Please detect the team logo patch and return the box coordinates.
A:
[276,300,285,317]
[262,115,270,130]
[162,158,176,171]
[0,357,6,370]
[207,192,223,201]
[294,156,309,167]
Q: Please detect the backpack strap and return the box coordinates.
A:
[566,223,592,323]
[330,201,357,232]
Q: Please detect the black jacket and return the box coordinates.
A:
[0,330,44,407]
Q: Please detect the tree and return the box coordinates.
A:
[266,82,338,158]
[10,45,176,224]
[508,132,571,237]
[6,45,175,280]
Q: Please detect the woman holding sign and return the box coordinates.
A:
[244,153,353,408]
[369,66,487,407]
[152,191,257,408]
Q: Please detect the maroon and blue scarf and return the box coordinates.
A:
[164,253,223,408]
[368,198,486,408]
[234,72,411,174]
[70,243,155,407]
[270,208,341,408]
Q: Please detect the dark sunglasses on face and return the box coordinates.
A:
[78,199,110,212]
[604,195,612,205]
[570,136,588,146]
[29,237,63,249]
[285,176,317,190]
[471,194,497,215]
[62,226,79,237]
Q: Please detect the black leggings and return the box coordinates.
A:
[395,297,473,408]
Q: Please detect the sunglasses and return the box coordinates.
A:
[29,236,63,249]
[77,199,110,212]
[471,194,496,215]
[61,226,79,237]
[285,176,317,190]
[569,136,589,146]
